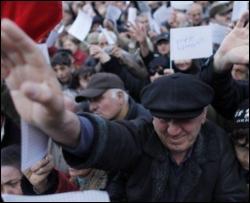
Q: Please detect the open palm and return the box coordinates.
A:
[1,19,64,127]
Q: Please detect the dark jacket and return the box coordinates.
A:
[63,114,248,202]
[106,97,152,201]
[101,57,150,103]
[199,57,249,119]
[1,83,21,148]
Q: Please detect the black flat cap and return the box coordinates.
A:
[141,73,214,119]
[76,73,125,102]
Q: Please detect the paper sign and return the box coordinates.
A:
[68,11,93,42]
[36,44,51,65]
[171,1,194,10]
[106,5,122,23]
[170,26,213,60]
[128,7,137,25]
[2,191,110,202]
[231,1,248,22]
[46,24,64,48]
[153,5,173,25]
[21,120,48,172]
[210,23,231,44]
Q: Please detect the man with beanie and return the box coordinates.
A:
[1,19,248,202]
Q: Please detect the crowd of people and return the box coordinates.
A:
[1,1,249,202]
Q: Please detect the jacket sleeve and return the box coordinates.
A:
[63,113,143,173]
[199,57,249,119]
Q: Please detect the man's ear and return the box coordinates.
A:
[201,107,208,124]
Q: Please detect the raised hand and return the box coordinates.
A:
[214,12,249,73]
[1,19,80,147]
[24,155,54,193]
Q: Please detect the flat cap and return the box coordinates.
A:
[141,73,214,119]
[76,73,125,102]
[209,2,233,18]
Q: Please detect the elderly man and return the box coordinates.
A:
[186,3,204,26]
[1,15,248,202]
[76,72,151,122]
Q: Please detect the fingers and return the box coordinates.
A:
[20,82,53,106]
[1,19,37,54]
[20,82,64,117]
[30,155,53,173]
[236,11,249,28]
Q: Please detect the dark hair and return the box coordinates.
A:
[51,49,73,67]
[1,144,21,170]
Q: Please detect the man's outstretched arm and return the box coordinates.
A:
[1,19,80,147]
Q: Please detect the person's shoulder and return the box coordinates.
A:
[201,120,234,155]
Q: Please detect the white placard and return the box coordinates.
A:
[21,120,48,172]
[2,191,110,202]
[106,5,122,23]
[46,24,64,48]
[128,7,137,25]
[68,11,93,42]
[153,5,173,25]
[171,1,194,10]
[170,26,213,60]
[210,23,231,44]
[231,1,248,22]
[36,44,50,65]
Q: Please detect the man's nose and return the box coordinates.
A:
[167,121,181,136]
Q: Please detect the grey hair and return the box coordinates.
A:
[109,89,129,103]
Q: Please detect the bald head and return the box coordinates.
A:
[187,3,203,26]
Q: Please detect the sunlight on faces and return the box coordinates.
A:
[153,109,207,154]
[89,89,125,120]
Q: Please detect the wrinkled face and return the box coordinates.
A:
[136,15,150,32]
[1,166,22,195]
[156,41,170,55]
[188,5,203,26]
[153,110,207,154]
[53,65,72,84]
[174,59,192,71]
[89,90,124,120]
[63,39,78,54]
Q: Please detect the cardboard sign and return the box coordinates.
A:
[170,26,213,60]
[68,11,93,41]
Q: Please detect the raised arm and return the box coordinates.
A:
[1,19,80,147]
